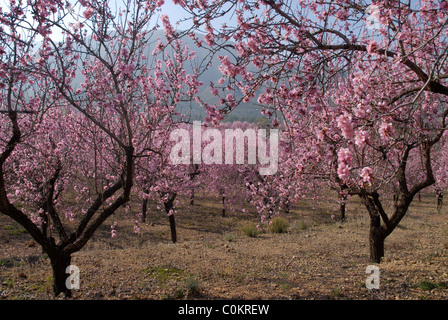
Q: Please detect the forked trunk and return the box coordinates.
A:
[361,193,388,263]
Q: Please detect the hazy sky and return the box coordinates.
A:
[0,0,238,43]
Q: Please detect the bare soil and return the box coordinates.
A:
[1,193,448,300]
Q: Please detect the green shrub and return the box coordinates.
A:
[296,221,308,231]
[184,276,201,294]
[331,287,344,297]
[417,280,448,291]
[270,217,289,234]
[240,222,259,237]
[417,280,437,291]
[224,233,235,242]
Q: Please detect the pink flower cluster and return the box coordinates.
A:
[336,113,354,140]
[379,122,394,141]
[161,15,175,38]
[337,148,353,181]
[360,167,374,185]
[110,221,118,238]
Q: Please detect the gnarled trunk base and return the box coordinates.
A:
[49,253,72,298]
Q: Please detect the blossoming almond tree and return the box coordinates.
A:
[179,0,448,262]
[0,0,200,297]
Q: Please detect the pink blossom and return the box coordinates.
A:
[116,93,125,102]
[379,122,394,141]
[440,1,448,11]
[337,148,353,181]
[336,113,354,140]
[360,167,374,184]
[83,7,95,19]
[354,103,367,118]
[338,148,353,165]
[337,165,351,181]
[161,15,174,37]
[366,40,378,54]
[355,130,370,148]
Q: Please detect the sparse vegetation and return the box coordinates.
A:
[1,193,448,300]
[145,265,184,283]
[184,276,201,295]
[224,233,236,242]
[417,280,448,291]
[240,221,259,238]
[296,221,308,231]
[270,217,289,234]
[3,225,27,236]
[331,287,344,298]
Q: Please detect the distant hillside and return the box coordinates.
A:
[68,30,264,123]
[149,30,264,123]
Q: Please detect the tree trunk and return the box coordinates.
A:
[340,201,346,222]
[168,214,177,243]
[437,190,443,214]
[339,195,346,222]
[222,196,226,217]
[369,220,385,263]
[190,188,195,205]
[163,193,177,243]
[49,252,72,298]
[361,193,387,263]
[141,198,148,223]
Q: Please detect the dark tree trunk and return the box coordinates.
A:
[360,190,415,263]
[369,215,385,263]
[40,214,49,254]
[339,193,347,222]
[437,190,443,214]
[163,193,177,243]
[190,188,195,205]
[222,196,226,217]
[168,214,177,243]
[141,198,148,223]
[340,201,346,222]
[49,252,72,298]
[361,193,388,263]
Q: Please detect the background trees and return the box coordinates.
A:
[2,0,448,299]
[179,0,448,262]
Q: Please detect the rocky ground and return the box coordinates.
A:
[1,193,447,300]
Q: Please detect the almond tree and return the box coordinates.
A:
[0,0,200,297]
[179,0,448,262]
[136,124,194,244]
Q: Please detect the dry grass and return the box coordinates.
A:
[1,192,447,300]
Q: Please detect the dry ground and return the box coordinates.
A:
[1,192,448,300]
